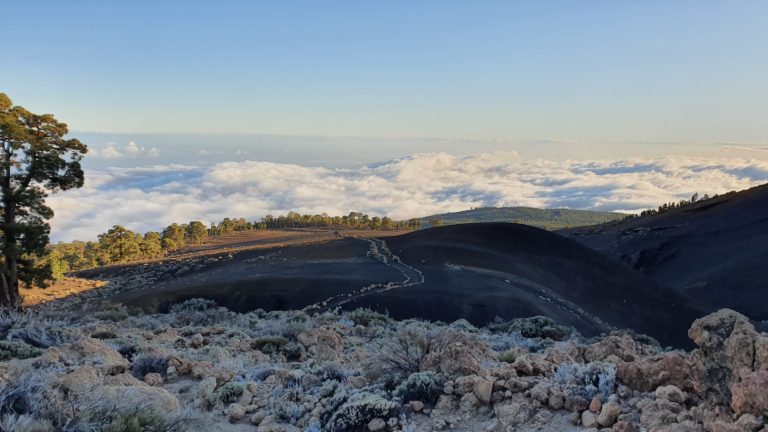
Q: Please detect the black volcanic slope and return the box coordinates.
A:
[349,223,700,347]
[91,224,702,347]
[562,183,768,321]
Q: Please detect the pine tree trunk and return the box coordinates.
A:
[0,199,20,309]
[0,272,20,309]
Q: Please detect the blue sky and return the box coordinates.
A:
[3,1,767,143]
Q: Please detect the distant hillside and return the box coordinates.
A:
[421,207,626,230]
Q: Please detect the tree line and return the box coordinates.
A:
[48,212,419,276]
[636,192,716,217]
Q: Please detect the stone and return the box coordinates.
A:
[367,418,386,431]
[409,400,424,412]
[564,395,589,412]
[494,399,532,428]
[612,420,639,432]
[61,338,129,375]
[529,382,550,403]
[190,333,205,348]
[104,372,147,387]
[547,387,564,410]
[581,410,599,428]
[453,375,476,395]
[655,385,685,404]
[143,372,163,386]
[435,394,457,411]
[473,377,493,404]
[598,401,621,427]
[54,366,101,394]
[297,327,343,361]
[227,403,246,422]
[730,371,768,415]
[193,376,218,408]
[617,353,693,392]
[589,395,602,413]
[459,392,480,411]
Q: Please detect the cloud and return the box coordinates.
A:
[46,152,768,241]
[91,141,160,159]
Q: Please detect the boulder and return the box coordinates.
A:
[598,401,621,427]
[655,385,686,404]
[589,396,602,413]
[367,418,386,431]
[143,372,163,387]
[617,353,693,392]
[472,377,493,404]
[581,410,599,428]
[688,309,758,404]
[227,403,246,422]
[494,399,532,428]
[54,365,101,394]
[730,371,768,416]
[59,338,129,375]
[297,327,343,361]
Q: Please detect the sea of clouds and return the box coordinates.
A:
[47,152,768,241]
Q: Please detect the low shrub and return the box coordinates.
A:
[394,371,442,404]
[0,414,54,432]
[554,362,616,400]
[0,341,42,361]
[131,355,169,378]
[324,390,399,432]
[217,382,246,404]
[7,320,81,348]
[282,342,306,361]
[251,336,289,354]
[506,316,571,341]
[497,349,517,364]
[346,308,388,327]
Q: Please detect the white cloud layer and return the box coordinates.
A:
[46,152,768,241]
[89,141,160,159]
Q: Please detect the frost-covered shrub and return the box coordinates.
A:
[217,382,246,404]
[131,354,169,378]
[313,363,349,383]
[497,349,517,364]
[7,319,81,349]
[248,366,277,382]
[324,390,399,432]
[0,341,42,361]
[251,336,288,354]
[394,371,442,404]
[304,421,322,432]
[282,342,306,361]
[0,413,54,432]
[483,331,537,353]
[505,316,571,341]
[271,384,307,424]
[345,308,388,327]
[0,369,61,425]
[170,298,231,326]
[554,362,616,400]
[369,324,450,378]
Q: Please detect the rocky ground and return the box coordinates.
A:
[0,297,766,431]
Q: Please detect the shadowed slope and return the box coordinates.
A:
[350,223,700,347]
[563,183,768,320]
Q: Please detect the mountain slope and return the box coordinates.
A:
[562,183,768,321]
[421,207,625,230]
[345,223,700,347]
